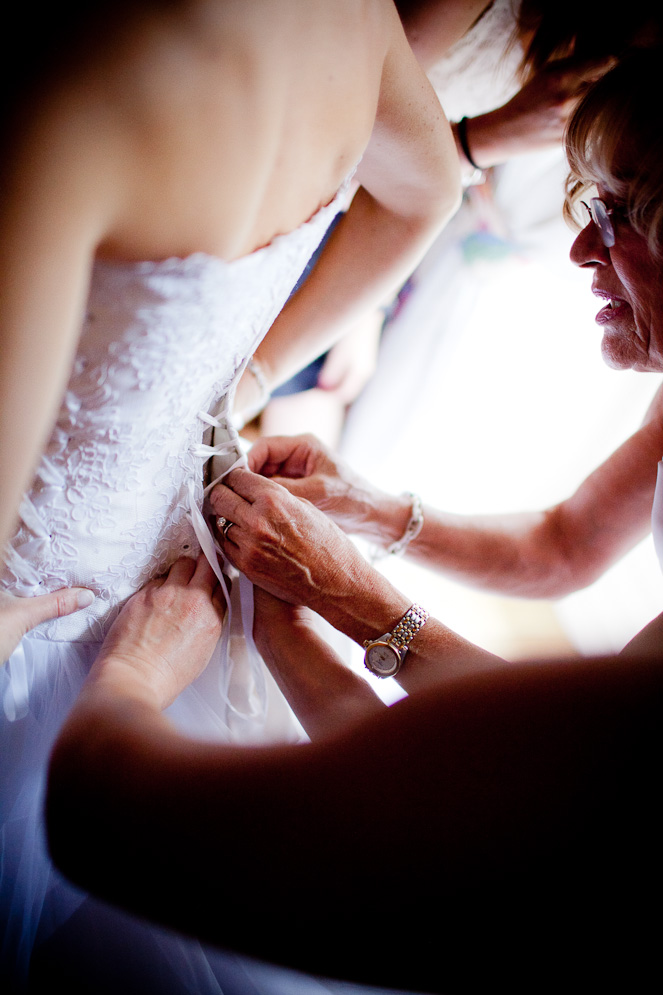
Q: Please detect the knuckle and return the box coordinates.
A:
[259,491,283,518]
[179,593,207,625]
[209,488,223,510]
[55,591,73,617]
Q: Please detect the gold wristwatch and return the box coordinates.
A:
[363,604,429,678]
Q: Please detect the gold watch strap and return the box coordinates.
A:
[389,603,429,649]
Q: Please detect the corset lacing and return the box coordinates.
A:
[185,392,267,720]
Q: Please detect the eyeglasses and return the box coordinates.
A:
[581,197,616,248]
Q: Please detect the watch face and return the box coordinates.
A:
[366,641,400,678]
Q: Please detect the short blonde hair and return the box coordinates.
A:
[564,51,663,260]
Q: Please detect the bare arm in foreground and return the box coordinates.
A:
[47,554,663,992]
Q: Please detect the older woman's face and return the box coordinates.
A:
[570,189,663,372]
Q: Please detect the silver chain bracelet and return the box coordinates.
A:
[372,492,424,561]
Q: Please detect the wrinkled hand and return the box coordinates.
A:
[477,54,614,160]
[1,586,95,663]
[247,432,380,536]
[210,468,366,614]
[93,556,226,709]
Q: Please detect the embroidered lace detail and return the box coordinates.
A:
[1,175,355,641]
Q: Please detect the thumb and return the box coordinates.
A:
[17,587,95,632]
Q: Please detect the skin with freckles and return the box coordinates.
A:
[570,188,663,372]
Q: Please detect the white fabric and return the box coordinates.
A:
[427,0,523,121]
[0,172,354,991]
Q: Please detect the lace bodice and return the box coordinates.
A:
[2,180,352,641]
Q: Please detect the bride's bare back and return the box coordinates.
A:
[84,0,391,262]
[20,0,425,262]
[0,0,459,549]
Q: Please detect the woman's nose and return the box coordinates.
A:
[570,219,611,268]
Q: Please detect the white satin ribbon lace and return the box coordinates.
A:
[186,399,267,721]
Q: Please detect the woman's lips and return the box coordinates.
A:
[593,291,628,324]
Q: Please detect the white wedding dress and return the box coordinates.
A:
[0,175,354,992]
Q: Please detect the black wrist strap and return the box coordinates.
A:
[457,116,483,171]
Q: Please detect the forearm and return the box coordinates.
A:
[0,106,115,549]
[288,543,508,691]
[50,655,176,770]
[404,506,581,597]
[452,107,557,172]
[48,649,663,992]
[447,53,614,172]
[251,8,462,394]
[47,660,183,890]
[311,413,663,600]
[254,183,459,392]
[0,236,90,550]
[345,486,585,599]
[47,664,231,927]
[269,457,567,597]
[254,610,385,740]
